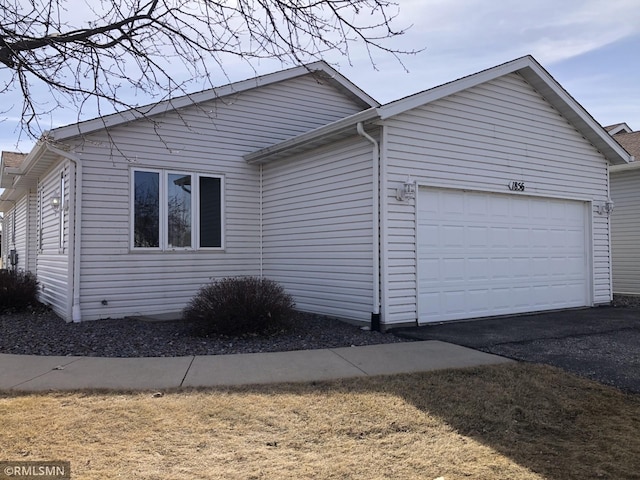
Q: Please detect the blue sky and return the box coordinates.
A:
[1,0,639,153]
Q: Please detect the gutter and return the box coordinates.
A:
[245,109,378,165]
[44,144,83,322]
[609,157,638,172]
[356,122,381,331]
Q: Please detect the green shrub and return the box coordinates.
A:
[0,270,39,311]
[183,276,295,336]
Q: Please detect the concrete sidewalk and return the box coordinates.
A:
[0,341,511,392]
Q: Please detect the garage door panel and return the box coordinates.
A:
[418,188,589,324]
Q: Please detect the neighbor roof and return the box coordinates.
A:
[246,55,632,166]
[605,123,633,135]
[1,151,27,168]
[609,130,640,172]
[614,131,640,158]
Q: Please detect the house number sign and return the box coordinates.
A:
[508,181,525,191]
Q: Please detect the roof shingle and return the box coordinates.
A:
[1,151,27,168]
[613,131,640,159]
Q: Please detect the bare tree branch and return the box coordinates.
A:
[0,0,418,140]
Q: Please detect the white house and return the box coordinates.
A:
[608,124,640,295]
[0,55,631,329]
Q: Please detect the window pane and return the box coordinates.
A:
[134,171,159,247]
[200,176,221,247]
[168,173,192,248]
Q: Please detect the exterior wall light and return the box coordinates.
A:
[598,200,614,215]
[396,177,416,201]
[50,195,61,212]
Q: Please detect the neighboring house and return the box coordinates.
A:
[0,151,29,272]
[0,55,631,328]
[608,125,640,295]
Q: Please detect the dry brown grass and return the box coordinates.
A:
[1,363,639,480]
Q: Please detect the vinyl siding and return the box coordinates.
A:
[3,193,36,272]
[1,214,7,268]
[26,193,37,272]
[262,136,375,322]
[610,169,640,294]
[66,74,367,321]
[36,163,70,318]
[2,206,15,269]
[382,72,611,325]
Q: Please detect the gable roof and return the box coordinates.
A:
[48,61,379,141]
[0,62,379,211]
[246,55,632,166]
[605,123,633,135]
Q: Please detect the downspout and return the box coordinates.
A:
[45,145,82,322]
[259,163,263,278]
[606,164,613,304]
[357,122,381,331]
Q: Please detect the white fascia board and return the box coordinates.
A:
[377,55,631,166]
[0,138,72,204]
[0,141,46,205]
[517,60,632,165]
[377,56,537,120]
[50,61,377,141]
[311,62,380,108]
[244,108,380,165]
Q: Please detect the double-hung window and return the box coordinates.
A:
[132,169,223,250]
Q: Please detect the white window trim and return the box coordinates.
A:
[131,168,224,251]
[130,168,161,251]
[165,169,194,251]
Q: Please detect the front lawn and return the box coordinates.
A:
[1,363,638,479]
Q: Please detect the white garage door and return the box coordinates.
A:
[418,188,589,324]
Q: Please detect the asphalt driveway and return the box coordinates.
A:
[393,306,640,394]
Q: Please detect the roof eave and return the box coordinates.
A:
[244,108,380,165]
[516,62,631,166]
[376,55,631,166]
[0,139,62,209]
[50,61,378,141]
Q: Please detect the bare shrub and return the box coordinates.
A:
[183,277,295,336]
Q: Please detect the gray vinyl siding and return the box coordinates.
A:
[262,136,375,322]
[26,193,37,272]
[1,214,7,268]
[2,206,15,269]
[382,73,611,325]
[66,74,367,321]
[4,193,36,272]
[2,207,13,268]
[36,163,70,318]
[610,169,640,294]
